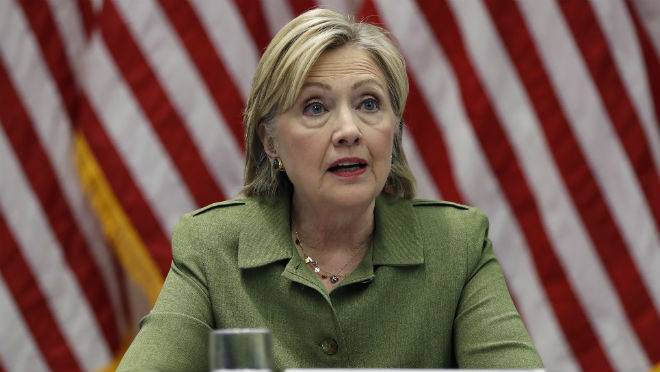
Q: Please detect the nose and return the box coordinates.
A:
[332,109,361,147]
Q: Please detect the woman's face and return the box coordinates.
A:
[266,45,396,209]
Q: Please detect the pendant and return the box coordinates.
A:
[330,275,339,284]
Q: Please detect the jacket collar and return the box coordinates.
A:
[372,194,424,266]
[237,192,424,269]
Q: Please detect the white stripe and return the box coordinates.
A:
[115,0,245,198]
[81,35,196,232]
[591,0,660,171]
[0,128,110,371]
[401,128,439,200]
[449,1,650,370]
[376,2,578,371]
[9,0,128,335]
[316,0,355,15]
[45,0,86,73]
[262,0,295,37]
[519,0,660,312]
[633,0,660,59]
[0,278,49,372]
[189,0,259,100]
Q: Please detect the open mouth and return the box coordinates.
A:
[327,158,368,176]
[328,163,367,173]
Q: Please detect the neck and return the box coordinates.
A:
[291,194,375,251]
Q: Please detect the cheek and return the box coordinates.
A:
[372,127,396,171]
[280,133,324,171]
[381,124,396,158]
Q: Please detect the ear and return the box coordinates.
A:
[258,123,278,158]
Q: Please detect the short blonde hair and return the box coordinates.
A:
[242,8,416,199]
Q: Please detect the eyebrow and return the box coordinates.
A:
[352,78,385,91]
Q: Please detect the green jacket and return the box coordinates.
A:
[118,193,543,371]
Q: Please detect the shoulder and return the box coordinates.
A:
[411,198,488,234]
[189,197,249,219]
[412,198,470,209]
[409,198,490,264]
[380,196,489,250]
[177,196,265,231]
[171,197,262,256]
[172,195,286,243]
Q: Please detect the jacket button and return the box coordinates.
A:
[320,338,338,355]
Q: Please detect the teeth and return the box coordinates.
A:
[328,161,365,172]
[334,164,360,169]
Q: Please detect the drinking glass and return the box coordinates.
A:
[209,328,273,372]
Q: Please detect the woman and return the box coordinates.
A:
[118,8,543,371]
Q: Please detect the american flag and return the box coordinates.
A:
[0,0,658,371]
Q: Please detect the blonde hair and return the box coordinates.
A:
[242,8,416,199]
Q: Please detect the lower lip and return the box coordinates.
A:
[330,166,367,178]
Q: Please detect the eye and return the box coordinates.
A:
[360,97,380,112]
[303,101,327,116]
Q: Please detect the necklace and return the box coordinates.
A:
[294,231,366,284]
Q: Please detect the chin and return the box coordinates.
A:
[324,186,379,209]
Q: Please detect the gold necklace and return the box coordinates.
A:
[294,231,366,284]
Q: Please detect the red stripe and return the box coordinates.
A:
[416,2,614,371]
[626,0,660,136]
[77,96,172,275]
[112,255,132,333]
[98,1,225,206]
[487,0,660,362]
[405,76,464,203]
[359,0,464,203]
[75,0,95,38]
[158,0,246,152]
[288,0,317,16]
[232,0,271,53]
[18,0,80,126]
[0,213,82,371]
[559,1,660,232]
[0,59,120,352]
